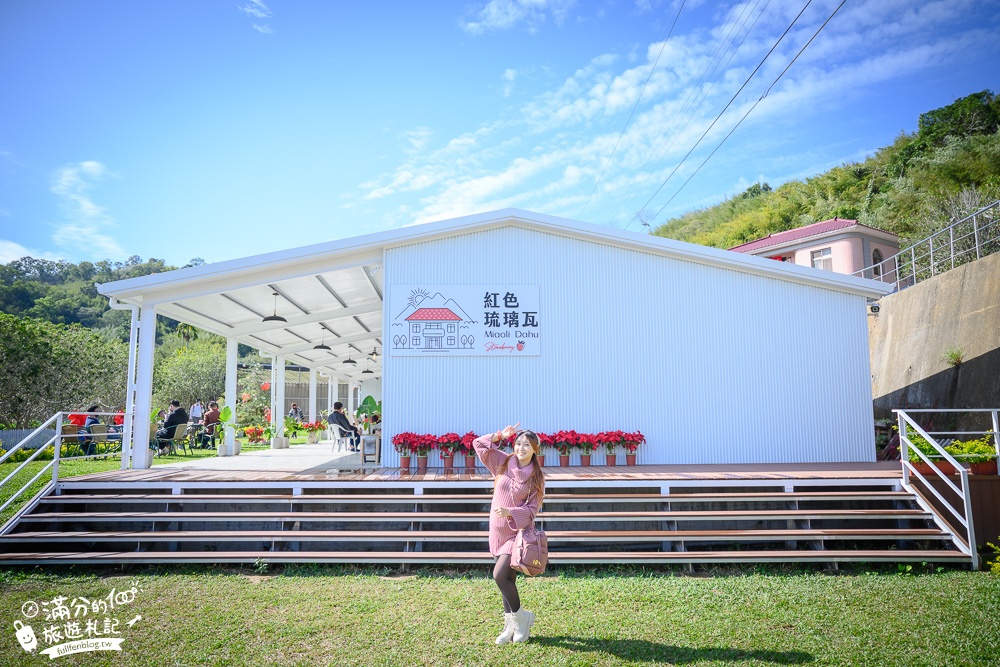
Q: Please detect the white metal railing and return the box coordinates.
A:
[855,199,1000,291]
[895,408,1000,570]
[0,411,125,523]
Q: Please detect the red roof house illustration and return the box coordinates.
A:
[406,308,462,322]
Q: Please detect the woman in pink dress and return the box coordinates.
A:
[473,423,545,645]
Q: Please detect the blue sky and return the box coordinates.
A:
[1,0,999,267]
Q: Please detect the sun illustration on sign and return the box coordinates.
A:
[407,288,430,309]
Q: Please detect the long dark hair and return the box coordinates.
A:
[496,430,545,506]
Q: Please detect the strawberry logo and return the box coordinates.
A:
[516,340,525,351]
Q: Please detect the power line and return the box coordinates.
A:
[624,0,816,230]
[606,0,769,227]
[651,0,849,220]
[577,0,686,220]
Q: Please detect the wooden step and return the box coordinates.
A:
[0,528,951,543]
[19,508,932,523]
[0,549,971,566]
[40,490,911,505]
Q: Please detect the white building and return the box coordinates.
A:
[97,208,891,468]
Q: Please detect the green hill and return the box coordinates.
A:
[652,90,1000,249]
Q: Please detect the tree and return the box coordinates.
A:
[152,337,226,410]
[0,313,128,427]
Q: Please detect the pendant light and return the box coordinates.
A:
[262,291,287,323]
[313,325,331,351]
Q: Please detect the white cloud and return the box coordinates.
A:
[461,0,578,34]
[358,0,1000,227]
[238,0,271,19]
[0,239,62,264]
[49,161,125,259]
[239,0,274,33]
[502,68,518,97]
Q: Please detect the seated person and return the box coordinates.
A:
[327,401,360,451]
[81,405,101,456]
[201,401,221,447]
[154,400,189,455]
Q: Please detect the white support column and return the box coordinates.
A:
[327,377,335,413]
[224,338,238,455]
[120,306,139,471]
[348,382,357,416]
[275,356,286,438]
[308,368,317,422]
[130,305,157,469]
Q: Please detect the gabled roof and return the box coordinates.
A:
[729,218,898,254]
[95,208,892,376]
[406,308,461,322]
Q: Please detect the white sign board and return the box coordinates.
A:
[389,285,540,356]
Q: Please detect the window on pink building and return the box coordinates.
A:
[811,247,832,271]
[872,249,884,277]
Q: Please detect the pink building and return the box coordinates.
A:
[729,218,899,280]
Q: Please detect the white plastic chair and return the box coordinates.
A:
[331,424,354,453]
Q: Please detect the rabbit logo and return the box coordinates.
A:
[14,620,37,652]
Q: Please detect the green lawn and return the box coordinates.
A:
[0,567,997,666]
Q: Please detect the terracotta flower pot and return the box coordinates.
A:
[559,455,570,467]
[399,455,411,469]
[579,454,591,466]
[465,452,477,472]
[536,456,544,467]
[442,454,454,473]
[971,460,998,475]
[910,460,957,475]
[417,456,428,472]
[626,453,637,466]
[605,454,617,466]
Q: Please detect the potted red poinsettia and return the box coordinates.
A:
[553,430,578,466]
[577,432,599,466]
[460,431,479,471]
[409,433,436,472]
[392,432,416,469]
[623,430,645,466]
[437,432,462,473]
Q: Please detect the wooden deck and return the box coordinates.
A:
[63,462,902,485]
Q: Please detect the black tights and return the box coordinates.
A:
[493,554,520,613]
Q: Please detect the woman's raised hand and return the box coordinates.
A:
[499,423,520,440]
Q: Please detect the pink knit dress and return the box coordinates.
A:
[474,434,542,557]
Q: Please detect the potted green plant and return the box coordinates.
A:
[946,435,997,475]
[903,429,957,475]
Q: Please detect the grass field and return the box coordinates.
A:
[0,566,997,666]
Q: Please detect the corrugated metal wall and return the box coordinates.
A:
[382,226,875,466]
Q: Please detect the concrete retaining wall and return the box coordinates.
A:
[869,251,1000,418]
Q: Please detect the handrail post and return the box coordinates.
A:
[993,410,1000,463]
[949,227,955,270]
[52,411,63,487]
[959,468,979,569]
[973,213,981,260]
[898,412,910,486]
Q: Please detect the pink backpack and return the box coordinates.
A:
[510,525,548,576]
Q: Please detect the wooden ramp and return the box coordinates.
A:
[0,463,973,567]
